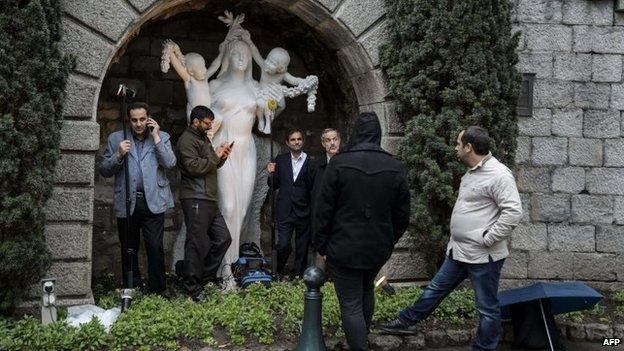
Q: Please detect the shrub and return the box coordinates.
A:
[380,0,521,273]
[0,283,479,350]
[0,0,73,314]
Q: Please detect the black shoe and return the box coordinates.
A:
[376,318,418,335]
[191,292,206,302]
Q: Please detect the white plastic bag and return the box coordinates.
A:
[66,304,121,332]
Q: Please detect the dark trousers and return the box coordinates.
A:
[117,193,166,293]
[328,262,382,351]
[398,255,505,351]
[276,214,310,277]
[181,199,231,295]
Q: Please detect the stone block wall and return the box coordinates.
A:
[507,0,624,289]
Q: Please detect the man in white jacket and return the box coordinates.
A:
[378,126,523,351]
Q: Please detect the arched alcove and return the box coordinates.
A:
[92,0,361,279]
[47,0,408,303]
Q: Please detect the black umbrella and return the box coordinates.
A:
[498,281,603,351]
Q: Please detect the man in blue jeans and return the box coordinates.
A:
[378,126,523,351]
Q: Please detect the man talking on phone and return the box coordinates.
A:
[99,102,177,294]
[177,105,233,301]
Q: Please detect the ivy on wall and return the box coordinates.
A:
[380,0,521,274]
[0,0,73,314]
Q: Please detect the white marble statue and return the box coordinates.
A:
[242,33,319,134]
[160,40,224,126]
[166,11,319,287]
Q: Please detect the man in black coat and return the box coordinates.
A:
[314,112,410,351]
[267,129,312,278]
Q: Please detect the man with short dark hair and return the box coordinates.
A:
[177,105,232,301]
[314,112,410,351]
[267,128,312,278]
[99,102,176,293]
[378,126,523,351]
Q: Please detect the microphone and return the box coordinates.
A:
[116,84,137,98]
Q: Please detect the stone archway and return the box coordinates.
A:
[46,0,412,304]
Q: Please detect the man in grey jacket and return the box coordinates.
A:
[378,126,523,351]
[99,102,176,294]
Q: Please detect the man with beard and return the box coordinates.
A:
[267,128,312,279]
[314,112,410,351]
[378,126,523,351]
[177,105,232,301]
[99,102,176,294]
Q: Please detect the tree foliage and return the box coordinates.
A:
[0,0,73,314]
[380,0,521,274]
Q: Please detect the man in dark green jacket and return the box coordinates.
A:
[177,105,232,301]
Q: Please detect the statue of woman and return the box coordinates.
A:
[208,38,260,284]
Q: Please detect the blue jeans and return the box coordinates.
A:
[398,255,505,351]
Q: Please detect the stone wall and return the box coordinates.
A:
[507,0,624,289]
[47,0,624,305]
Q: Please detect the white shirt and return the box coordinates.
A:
[291,152,307,182]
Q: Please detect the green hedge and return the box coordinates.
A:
[0,282,477,350]
[380,0,521,274]
[0,0,73,314]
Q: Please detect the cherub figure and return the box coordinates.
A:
[160,39,224,126]
[241,32,319,134]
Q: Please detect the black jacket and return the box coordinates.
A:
[269,152,312,221]
[313,114,410,269]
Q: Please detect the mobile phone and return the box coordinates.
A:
[147,117,154,133]
[229,140,235,148]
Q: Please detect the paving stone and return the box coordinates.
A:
[610,83,624,110]
[501,251,528,279]
[585,323,613,340]
[63,74,99,119]
[384,251,429,280]
[315,0,341,11]
[41,261,91,297]
[59,120,100,151]
[351,69,388,104]
[614,196,624,224]
[127,0,157,12]
[358,20,389,67]
[515,137,531,164]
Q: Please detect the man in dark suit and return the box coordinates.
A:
[267,128,312,278]
[308,128,341,265]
